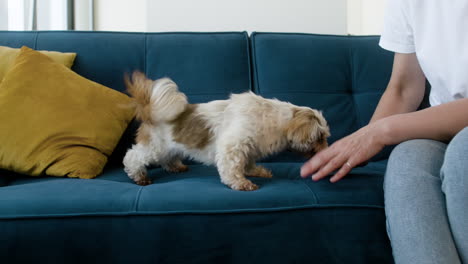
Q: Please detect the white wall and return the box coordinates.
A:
[74,0,93,30]
[2,0,387,34]
[94,0,147,32]
[146,0,347,35]
[91,0,386,35]
[6,0,28,30]
[0,0,7,30]
[361,0,386,34]
[36,0,68,30]
[347,0,386,35]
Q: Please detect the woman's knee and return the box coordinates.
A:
[385,139,446,191]
[441,127,468,189]
[388,139,433,165]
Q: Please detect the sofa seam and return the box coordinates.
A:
[348,37,363,130]
[259,90,383,95]
[132,187,144,212]
[0,204,386,220]
[251,33,261,94]
[3,30,248,35]
[144,33,147,75]
[253,31,379,38]
[2,30,379,38]
[298,179,320,204]
[245,31,253,92]
[34,32,38,49]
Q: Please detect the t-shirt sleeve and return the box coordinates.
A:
[379,0,415,53]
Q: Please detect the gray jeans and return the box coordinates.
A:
[384,127,468,264]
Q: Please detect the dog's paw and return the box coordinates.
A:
[135,177,152,186]
[246,166,272,178]
[230,179,259,191]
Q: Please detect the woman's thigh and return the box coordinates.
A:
[384,139,461,264]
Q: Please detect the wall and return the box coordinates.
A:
[0,0,386,35]
[74,0,93,30]
[146,0,347,35]
[347,0,386,35]
[360,0,386,35]
[0,0,7,30]
[5,0,27,30]
[93,0,387,35]
[36,0,68,30]
[94,0,147,32]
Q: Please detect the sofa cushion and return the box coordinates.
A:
[0,161,387,218]
[145,33,252,103]
[0,46,134,178]
[0,161,391,263]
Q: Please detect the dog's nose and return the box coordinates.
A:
[303,151,316,159]
[314,141,328,153]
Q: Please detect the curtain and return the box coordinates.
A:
[1,0,94,31]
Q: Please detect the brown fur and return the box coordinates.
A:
[124,71,155,124]
[170,104,213,149]
[136,123,152,145]
[285,108,330,153]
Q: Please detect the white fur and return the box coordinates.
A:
[150,77,188,122]
[124,77,329,191]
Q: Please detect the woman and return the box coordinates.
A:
[300,0,468,263]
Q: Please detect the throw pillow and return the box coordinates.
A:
[0,46,135,179]
[0,45,76,82]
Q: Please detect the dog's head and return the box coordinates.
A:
[285,108,330,157]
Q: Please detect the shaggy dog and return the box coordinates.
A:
[123,72,330,191]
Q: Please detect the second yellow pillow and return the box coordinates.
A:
[0,45,76,82]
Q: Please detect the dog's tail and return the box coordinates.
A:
[125,71,188,124]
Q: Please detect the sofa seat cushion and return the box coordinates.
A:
[0,161,387,218]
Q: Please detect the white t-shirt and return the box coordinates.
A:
[379,0,468,106]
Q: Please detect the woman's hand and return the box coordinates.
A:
[300,120,388,182]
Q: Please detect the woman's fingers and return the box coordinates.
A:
[300,136,360,182]
[329,160,354,183]
[300,148,334,178]
[311,155,348,181]
[300,124,385,183]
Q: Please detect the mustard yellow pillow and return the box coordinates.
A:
[0,45,76,82]
[0,46,135,179]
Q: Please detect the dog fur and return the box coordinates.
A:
[123,71,330,191]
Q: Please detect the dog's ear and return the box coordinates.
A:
[286,109,312,144]
[286,109,326,144]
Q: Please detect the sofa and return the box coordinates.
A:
[0,31,395,264]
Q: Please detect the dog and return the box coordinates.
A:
[123,71,330,191]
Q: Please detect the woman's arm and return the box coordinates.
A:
[300,53,468,182]
[370,53,426,122]
[381,98,468,144]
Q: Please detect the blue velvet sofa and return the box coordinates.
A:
[0,31,395,264]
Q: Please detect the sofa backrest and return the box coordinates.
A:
[0,31,252,166]
[0,31,251,99]
[251,33,394,144]
[250,32,395,161]
[0,31,395,165]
